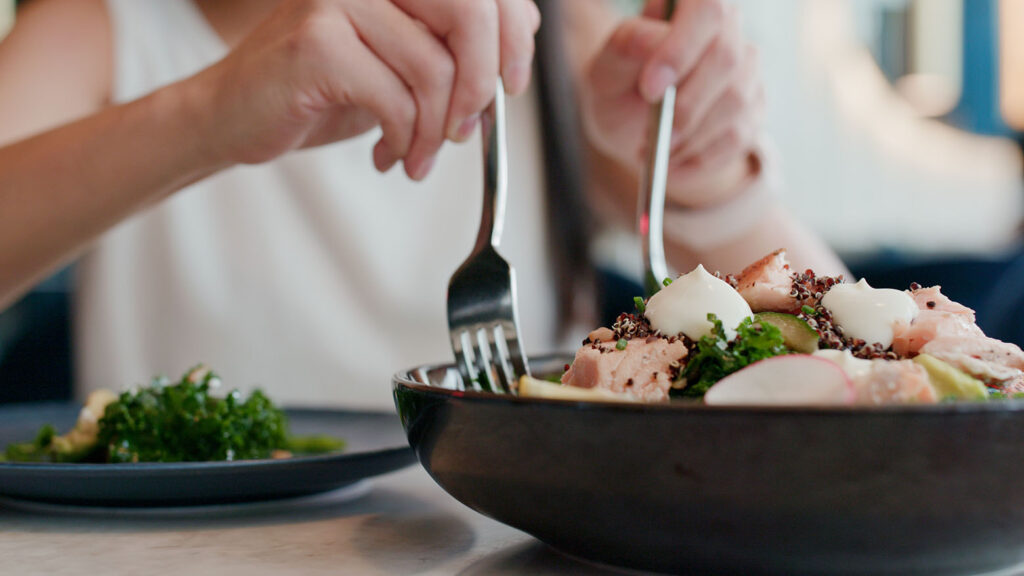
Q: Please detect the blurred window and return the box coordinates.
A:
[1,0,13,39]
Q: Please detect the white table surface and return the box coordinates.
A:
[2,463,1023,576]
[0,464,638,576]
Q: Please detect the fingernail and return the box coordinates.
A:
[642,64,676,102]
[449,113,480,142]
[373,143,399,173]
[410,153,437,181]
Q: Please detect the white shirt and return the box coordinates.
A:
[76,0,560,410]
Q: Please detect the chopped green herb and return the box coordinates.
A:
[4,424,57,462]
[801,305,817,316]
[5,366,345,463]
[616,338,628,351]
[98,367,289,463]
[662,277,673,287]
[633,296,646,314]
[675,314,790,398]
[283,435,346,454]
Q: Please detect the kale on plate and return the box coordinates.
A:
[4,365,344,463]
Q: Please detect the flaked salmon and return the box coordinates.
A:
[561,332,688,403]
[891,286,983,356]
[853,360,937,405]
[735,249,800,313]
[890,285,1024,390]
[920,336,1024,382]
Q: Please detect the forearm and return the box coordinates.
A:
[0,76,224,308]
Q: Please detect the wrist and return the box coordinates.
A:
[155,67,237,176]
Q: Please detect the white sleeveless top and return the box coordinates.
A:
[76,0,559,409]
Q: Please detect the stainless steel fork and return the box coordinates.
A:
[446,79,530,393]
[639,0,677,297]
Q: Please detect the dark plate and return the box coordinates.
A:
[394,354,1024,576]
[0,404,414,507]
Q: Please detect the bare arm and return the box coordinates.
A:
[0,0,111,145]
[0,0,543,309]
[0,78,224,309]
[562,0,847,277]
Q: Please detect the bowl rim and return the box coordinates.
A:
[393,353,1024,417]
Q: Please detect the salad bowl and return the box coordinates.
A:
[394,354,1024,576]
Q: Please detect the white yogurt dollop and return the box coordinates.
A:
[644,265,753,340]
[820,278,918,348]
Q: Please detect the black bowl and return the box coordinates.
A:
[393,354,1024,576]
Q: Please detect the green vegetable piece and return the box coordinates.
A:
[34,424,57,447]
[755,312,820,354]
[801,305,817,316]
[97,365,289,463]
[913,354,988,402]
[4,441,46,462]
[284,435,346,454]
[4,424,59,462]
[616,338,628,351]
[633,296,646,314]
[675,314,790,398]
[662,277,673,287]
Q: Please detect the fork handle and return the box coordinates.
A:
[473,79,509,253]
[639,0,677,296]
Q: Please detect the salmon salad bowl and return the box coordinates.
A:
[393,249,1024,576]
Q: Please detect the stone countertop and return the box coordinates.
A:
[3,464,1023,576]
[0,465,632,576]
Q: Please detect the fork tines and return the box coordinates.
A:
[450,320,523,393]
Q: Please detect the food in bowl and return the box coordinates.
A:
[522,249,1022,406]
[4,365,345,463]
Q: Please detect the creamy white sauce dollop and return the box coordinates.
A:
[644,265,752,340]
[820,279,918,348]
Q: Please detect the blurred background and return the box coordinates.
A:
[2,0,1023,403]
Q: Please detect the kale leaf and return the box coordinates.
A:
[676,314,790,398]
[98,366,289,463]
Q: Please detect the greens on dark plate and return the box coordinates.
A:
[4,366,344,464]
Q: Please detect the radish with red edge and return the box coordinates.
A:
[703,355,854,406]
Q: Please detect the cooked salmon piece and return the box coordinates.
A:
[735,249,800,313]
[891,286,984,357]
[909,286,977,320]
[562,337,688,402]
[888,285,1024,391]
[920,336,1024,381]
[1001,373,1024,397]
[852,360,937,405]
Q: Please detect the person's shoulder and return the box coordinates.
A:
[12,0,109,42]
[2,0,111,106]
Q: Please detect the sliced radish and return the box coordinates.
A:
[703,355,854,406]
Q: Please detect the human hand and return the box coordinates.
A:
[581,0,763,207]
[192,0,541,180]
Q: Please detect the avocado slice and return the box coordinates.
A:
[913,354,988,401]
[755,312,820,353]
